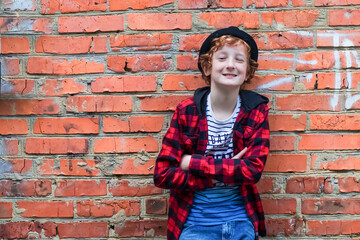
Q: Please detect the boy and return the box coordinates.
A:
[154,26,270,240]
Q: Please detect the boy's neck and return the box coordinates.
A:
[210,86,240,121]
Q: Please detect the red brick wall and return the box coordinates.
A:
[1,0,360,238]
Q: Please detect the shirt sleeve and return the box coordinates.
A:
[153,105,214,191]
[188,103,270,185]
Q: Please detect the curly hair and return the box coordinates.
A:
[199,35,258,85]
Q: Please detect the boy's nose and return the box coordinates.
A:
[226,58,235,69]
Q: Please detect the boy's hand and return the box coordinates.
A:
[180,154,191,171]
[232,147,248,159]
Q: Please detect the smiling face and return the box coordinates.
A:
[204,44,249,90]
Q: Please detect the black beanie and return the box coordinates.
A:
[198,26,258,74]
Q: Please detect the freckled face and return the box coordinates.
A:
[205,44,249,90]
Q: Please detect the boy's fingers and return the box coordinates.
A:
[232,147,248,159]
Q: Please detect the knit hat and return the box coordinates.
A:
[198,26,258,74]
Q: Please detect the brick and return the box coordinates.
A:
[316,0,360,5]
[0,138,18,155]
[286,177,333,194]
[110,0,173,10]
[17,201,73,218]
[244,75,294,91]
[258,53,293,70]
[269,136,295,151]
[103,116,164,133]
[0,17,53,34]
[276,94,341,111]
[0,58,20,76]
[0,202,12,218]
[4,0,35,10]
[162,74,207,91]
[34,117,99,134]
[0,180,51,197]
[0,98,59,116]
[0,37,30,54]
[128,13,191,30]
[0,79,34,96]
[254,31,313,50]
[26,138,88,154]
[94,136,158,153]
[247,0,289,7]
[107,55,126,72]
[266,218,303,237]
[329,9,360,26]
[146,198,167,215]
[67,95,132,113]
[199,12,259,29]
[340,51,360,69]
[109,180,162,197]
[39,159,100,176]
[179,34,209,52]
[299,72,349,90]
[76,200,140,217]
[0,222,56,239]
[302,198,360,215]
[39,78,87,96]
[126,55,171,72]
[1,159,32,174]
[296,51,335,71]
[0,119,28,135]
[310,114,360,130]
[262,10,319,28]
[268,114,306,131]
[179,0,242,9]
[139,95,191,111]
[59,15,124,33]
[317,30,360,47]
[339,177,360,193]
[307,220,360,236]
[42,0,106,14]
[27,57,104,75]
[177,55,198,71]
[311,155,360,171]
[36,36,107,54]
[58,222,109,238]
[92,76,156,93]
[291,0,307,6]
[262,198,297,214]
[346,93,360,110]
[55,180,107,197]
[264,154,307,172]
[299,134,360,150]
[115,219,167,237]
[110,33,172,51]
[112,159,156,175]
[256,177,281,194]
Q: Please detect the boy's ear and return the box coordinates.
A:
[201,63,211,76]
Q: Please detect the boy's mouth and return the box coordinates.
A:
[223,73,237,77]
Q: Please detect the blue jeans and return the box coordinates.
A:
[179,220,255,240]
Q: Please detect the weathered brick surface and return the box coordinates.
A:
[1,0,359,239]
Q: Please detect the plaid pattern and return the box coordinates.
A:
[154,87,270,240]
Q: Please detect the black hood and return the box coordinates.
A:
[194,87,268,116]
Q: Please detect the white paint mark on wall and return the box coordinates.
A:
[330,72,342,111]
[296,59,318,65]
[1,80,14,94]
[5,0,34,11]
[0,158,13,174]
[259,56,293,61]
[289,31,314,37]
[345,94,360,109]
[257,76,294,89]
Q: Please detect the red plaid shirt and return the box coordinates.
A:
[154,87,270,240]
